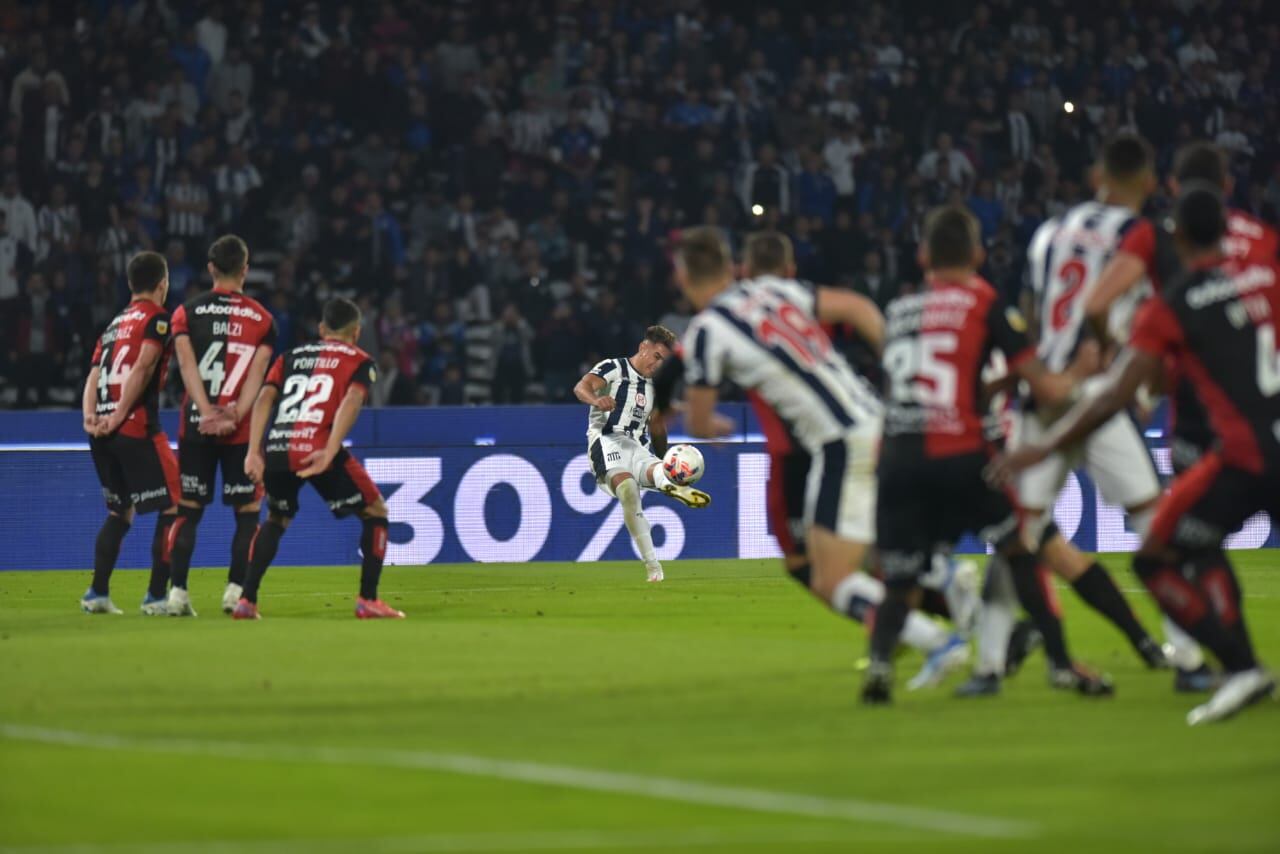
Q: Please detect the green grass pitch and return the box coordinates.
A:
[1,554,1278,853]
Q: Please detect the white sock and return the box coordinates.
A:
[902,612,949,653]
[830,571,884,613]
[616,479,657,563]
[976,556,1018,676]
[648,465,672,490]
[1162,616,1205,670]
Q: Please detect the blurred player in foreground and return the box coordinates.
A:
[234,297,401,620]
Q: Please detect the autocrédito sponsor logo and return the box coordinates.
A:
[194,302,264,321]
[1186,265,1275,309]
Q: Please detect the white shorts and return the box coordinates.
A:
[1014,381,1161,527]
[588,433,660,498]
[804,428,878,544]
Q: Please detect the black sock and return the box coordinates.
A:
[167,505,203,591]
[359,517,389,600]
[1072,562,1150,648]
[868,585,912,666]
[786,562,812,588]
[1008,552,1072,669]
[1193,554,1257,672]
[92,515,132,596]
[148,514,176,599]
[228,510,259,586]
[241,520,286,604]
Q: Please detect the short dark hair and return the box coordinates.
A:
[127,251,168,293]
[644,325,677,349]
[207,234,249,277]
[677,226,731,283]
[923,205,980,269]
[1100,134,1154,182]
[1173,142,1227,188]
[744,231,793,276]
[1174,183,1226,250]
[322,297,362,332]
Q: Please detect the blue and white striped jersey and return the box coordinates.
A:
[1026,200,1145,370]
[682,275,883,453]
[585,356,653,447]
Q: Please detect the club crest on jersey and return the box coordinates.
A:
[369,367,378,383]
[635,393,646,408]
[155,319,168,335]
[1005,307,1027,333]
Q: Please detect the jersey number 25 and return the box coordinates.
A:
[884,332,959,407]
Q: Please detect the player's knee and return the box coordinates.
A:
[361,500,388,520]
[615,476,640,508]
[179,498,202,511]
[268,512,291,529]
[610,471,633,491]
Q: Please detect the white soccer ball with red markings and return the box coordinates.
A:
[662,444,705,486]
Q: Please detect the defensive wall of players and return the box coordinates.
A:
[1,406,1276,571]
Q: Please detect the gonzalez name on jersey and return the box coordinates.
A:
[92,299,172,438]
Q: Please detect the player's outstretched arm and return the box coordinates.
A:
[82,366,101,434]
[1083,251,1146,344]
[227,344,275,434]
[990,348,1159,484]
[244,384,278,484]
[99,340,162,435]
[816,287,886,355]
[573,373,614,410]
[682,386,734,439]
[298,385,366,479]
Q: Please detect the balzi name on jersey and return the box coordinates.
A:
[886,289,977,336]
[290,356,343,371]
[194,302,265,321]
[1186,266,1275,310]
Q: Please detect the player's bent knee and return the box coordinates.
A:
[609,471,634,491]
[179,498,202,510]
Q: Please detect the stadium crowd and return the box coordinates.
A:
[0,0,1277,407]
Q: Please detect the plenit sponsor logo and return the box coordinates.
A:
[133,486,170,503]
[194,302,264,321]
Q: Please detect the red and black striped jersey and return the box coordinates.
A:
[883,274,1034,458]
[171,288,277,445]
[1131,257,1280,473]
[1119,208,1279,293]
[262,339,376,472]
[90,299,172,439]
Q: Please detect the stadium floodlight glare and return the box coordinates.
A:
[1063,101,1075,113]
[751,204,764,216]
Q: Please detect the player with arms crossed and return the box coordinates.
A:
[993,186,1277,724]
[163,235,276,616]
[233,297,401,620]
[968,136,1168,693]
[864,206,1109,705]
[674,227,919,675]
[574,325,709,582]
[80,251,180,614]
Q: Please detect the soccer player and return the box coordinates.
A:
[863,205,1110,705]
[574,325,710,582]
[80,251,180,614]
[233,297,400,620]
[675,227,915,678]
[967,136,1167,689]
[163,235,276,616]
[992,186,1277,724]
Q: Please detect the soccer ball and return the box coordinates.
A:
[662,444,705,485]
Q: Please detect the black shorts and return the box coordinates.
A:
[767,448,811,557]
[1151,452,1279,550]
[263,449,383,519]
[180,439,263,506]
[90,432,180,515]
[876,446,1020,585]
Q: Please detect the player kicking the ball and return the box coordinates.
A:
[233,297,401,620]
[574,325,710,582]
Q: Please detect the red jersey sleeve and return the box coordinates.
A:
[171,305,189,337]
[1118,218,1156,268]
[1129,297,1184,358]
[265,355,286,389]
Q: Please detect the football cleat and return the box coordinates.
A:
[645,561,664,583]
[222,583,244,614]
[81,589,123,615]
[907,634,970,691]
[231,598,261,620]
[661,484,711,509]
[1049,663,1115,697]
[1174,663,1219,694]
[1137,637,1171,669]
[954,672,1002,698]
[165,587,197,617]
[140,593,169,616]
[860,661,894,705]
[1186,668,1275,726]
[355,598,406,619]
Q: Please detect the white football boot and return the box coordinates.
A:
[222,583,244,614]
[1186,668,1275,726]
[165,587,198,617]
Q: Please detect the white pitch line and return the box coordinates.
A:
[0,724,1034,840]
[0,825,853,854]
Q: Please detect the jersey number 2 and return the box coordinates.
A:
[1050,258,1088,331]
[277,374,334,424]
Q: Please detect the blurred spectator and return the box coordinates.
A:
[490,303,535,404]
